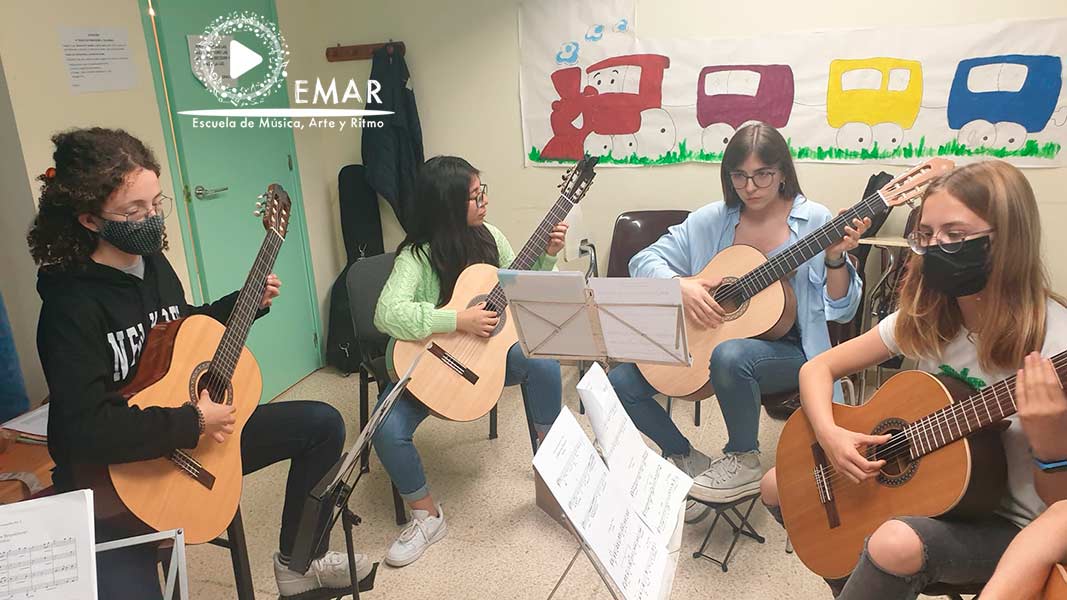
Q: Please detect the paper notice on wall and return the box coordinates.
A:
[59,28,135,93]
[186,35,236,89]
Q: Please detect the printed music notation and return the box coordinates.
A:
[0,490,96,599]
[0,538,79,598]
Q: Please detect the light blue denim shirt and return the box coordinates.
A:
[629,194,863,403]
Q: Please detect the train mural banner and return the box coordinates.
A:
[519,6,1067,168]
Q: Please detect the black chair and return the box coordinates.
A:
[604,210,703,423]
[346,253,537,525]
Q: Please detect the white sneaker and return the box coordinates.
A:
[669,448,712,479]
[684,499,711,523]
[670,449,713,522]
[690,451,762,503]
[385,504,447,567]
[274,550,372,597]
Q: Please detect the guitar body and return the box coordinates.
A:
[776,370,1007,580]
[87,315,261,545]
[390,263,517,421]
[638,244,796,400]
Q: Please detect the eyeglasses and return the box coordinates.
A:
[729,170,778,190]
[99,194,173,223]
[470,183,488,209]
[906,228,995,255]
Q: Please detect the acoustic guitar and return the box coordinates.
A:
[775,349,1067,579]
[76,184,292,544]
[637,158,954,400]
[388,156,599,422]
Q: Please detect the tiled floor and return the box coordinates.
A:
[183,366,932,599]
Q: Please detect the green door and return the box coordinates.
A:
[140,0,321,401]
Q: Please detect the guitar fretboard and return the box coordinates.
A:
[713,191,889,306]
[483,191,576,312]
[205,230,284,394]
[905,349,1067,459]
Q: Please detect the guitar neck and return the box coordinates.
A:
[485,192,574,311]
[907,349,1067,459]
[210,231,285,384]
[717,192,889,303]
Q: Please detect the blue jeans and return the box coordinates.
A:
[607,335,806,457]
[373,343,562,502]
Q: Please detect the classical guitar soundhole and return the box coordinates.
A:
[872,418,919,487]
[716,277,750,322]
[190,362,234,406]
[469,294,507,337]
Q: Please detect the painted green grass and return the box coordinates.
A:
[529,136,1061,165]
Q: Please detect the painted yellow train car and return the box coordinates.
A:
[827,58,923,128]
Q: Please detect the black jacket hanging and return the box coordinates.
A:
[361,44,423,229]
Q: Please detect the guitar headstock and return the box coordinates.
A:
[879,158,955,208]
[255,183,292,239]
[557,155,600,205]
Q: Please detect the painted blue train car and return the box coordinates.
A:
[948,54,1062,135]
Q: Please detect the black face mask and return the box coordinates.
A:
[96,214,165,256]
[921,236,991,298]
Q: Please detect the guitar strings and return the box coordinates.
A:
[714,163,941,307]
[204,228,283,403]
[448,192,577,364]
[815,355,1067,489]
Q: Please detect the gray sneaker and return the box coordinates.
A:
[668,447,712,478]
[669,449,713,523]
[690,451,762,503]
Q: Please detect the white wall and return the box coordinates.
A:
[277,0,1067,295]
[0,0,191,403]
[0,55,46,405]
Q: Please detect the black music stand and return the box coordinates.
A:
[286,347,428,599]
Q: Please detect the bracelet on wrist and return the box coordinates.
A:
[185,401,205,435]
[825,254,847,269]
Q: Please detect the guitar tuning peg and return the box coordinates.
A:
[253,209,263,217]
[257,193,266,199]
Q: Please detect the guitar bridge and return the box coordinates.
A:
[169,450,216,490]
[811,443,840,529]
[428,342,479,385]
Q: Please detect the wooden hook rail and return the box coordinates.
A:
[326,41,405,62]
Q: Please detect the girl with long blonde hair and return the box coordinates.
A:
[761,160,1067,598]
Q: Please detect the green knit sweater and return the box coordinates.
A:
[374,223,558,341]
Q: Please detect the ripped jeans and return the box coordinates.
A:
[764,504,1020,599]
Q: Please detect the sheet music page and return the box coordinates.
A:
[0,489,96,600]
[587,278,688,364]
[497,270,600,358]
[2,405,48,438]
[533,409,667,600]
[576,364,693,546]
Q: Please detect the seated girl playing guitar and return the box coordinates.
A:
[372,155,567,568]
[29,128,369,599]
[760,160,1067,597]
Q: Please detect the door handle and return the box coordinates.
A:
[194,185,229,199]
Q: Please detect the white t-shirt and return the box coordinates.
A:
[877,299,1067,529]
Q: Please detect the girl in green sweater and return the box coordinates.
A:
[372,156,566,567]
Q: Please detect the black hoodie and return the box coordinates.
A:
[36,253,248,491]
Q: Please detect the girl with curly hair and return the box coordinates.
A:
[29,128,369,599]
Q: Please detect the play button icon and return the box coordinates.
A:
[228,39,263,80]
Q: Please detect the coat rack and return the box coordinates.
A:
[326,41,405,62]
